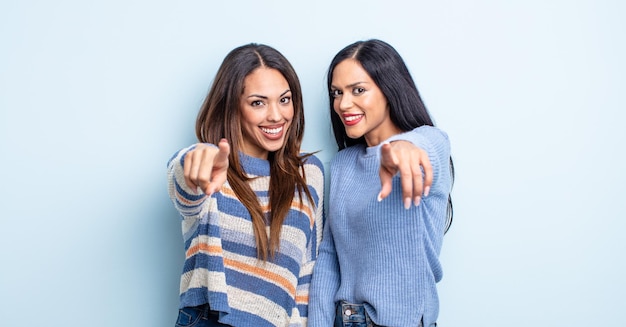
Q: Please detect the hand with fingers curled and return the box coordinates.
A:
[183,138,230,197]
[378,140,433,209]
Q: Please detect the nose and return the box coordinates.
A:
[336,93,352,111]
[267,103,282,122]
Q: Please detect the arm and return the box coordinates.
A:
[307,159,343,327]
[295,156,326,321]
[308,215,340,327]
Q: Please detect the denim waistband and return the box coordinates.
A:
[334,301,423,327]
[176,304,222,327]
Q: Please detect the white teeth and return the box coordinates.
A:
[261,126,283,134]
[345,115,363,122]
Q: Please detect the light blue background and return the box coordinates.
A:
[1,0,624,326]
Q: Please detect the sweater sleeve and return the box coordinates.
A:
[308,207,341,327]
[295,155,326,321]
[386,125,451,195]
[166,144,209,219]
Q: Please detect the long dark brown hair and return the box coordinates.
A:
[195,43,314,260]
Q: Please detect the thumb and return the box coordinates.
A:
[379,142,398,172]
[215,138,230,166]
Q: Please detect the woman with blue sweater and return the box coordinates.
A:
[309,39,454,327]
[167,43,325,327]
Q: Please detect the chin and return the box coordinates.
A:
[346,133,364,140]
[264,142,286,153]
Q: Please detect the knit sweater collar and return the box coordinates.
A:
[364,143,381,157]
[239,151,270,176]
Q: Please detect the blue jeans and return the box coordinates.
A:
[334,302,375,327]
[334,301,425,327]
[175,304,230,327]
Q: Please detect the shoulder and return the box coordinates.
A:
[301,152,325,181]
[301,152,324,169]
[300,153,325,196]
[418,125,449,143]
[400,125,449,145]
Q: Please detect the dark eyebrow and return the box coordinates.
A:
[331,82,367,89]
[246,89,291,99]
[347,82,366,88]
[246,94,267,99]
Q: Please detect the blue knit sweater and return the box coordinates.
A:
[309,126,452,327]
[167,147,325,327]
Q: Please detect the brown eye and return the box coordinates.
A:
[280,96,291,104]
[331,89,342,98]
[352,87,365,95]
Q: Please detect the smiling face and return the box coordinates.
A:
[330,59,402,147]
[239,67,294,159]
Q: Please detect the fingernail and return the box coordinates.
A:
[377,193,383,202]
[404,198,411,210]
[424,186,430,197]
[414,196,421,207]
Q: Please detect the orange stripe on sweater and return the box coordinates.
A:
[220,186,236,198]
[221,181,315,218]
[186,244,298,297]
[295,295,309,303]
[291,199,314,228]
[176,193,205,206]
[224,258,296,296]
[223,188,314,228]
[186,243,223,258]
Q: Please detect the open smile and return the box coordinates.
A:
[260,125,285,140]
[343,114,364,126]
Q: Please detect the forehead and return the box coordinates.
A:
[331,59,372,86]
[242,68,289,94]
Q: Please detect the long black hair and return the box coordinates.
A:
[327,39,455,232]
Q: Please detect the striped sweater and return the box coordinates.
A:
[309,126,452,327]
[167,146,325,327]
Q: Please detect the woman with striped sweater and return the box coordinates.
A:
[167,43,324,327]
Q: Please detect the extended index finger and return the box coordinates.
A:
[204,139,231,195]
[213,139,230,169]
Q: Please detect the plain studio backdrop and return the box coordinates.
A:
[1,0,624,326]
